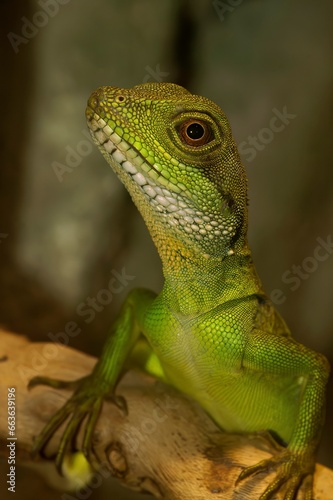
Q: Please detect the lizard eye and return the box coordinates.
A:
[179,119,213,147]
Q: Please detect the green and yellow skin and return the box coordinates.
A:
[30,83,330,499]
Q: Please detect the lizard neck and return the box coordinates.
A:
[150,227,264,315]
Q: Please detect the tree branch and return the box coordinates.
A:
[0,329,332,499]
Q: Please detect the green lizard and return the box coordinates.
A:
[30,83,330,499]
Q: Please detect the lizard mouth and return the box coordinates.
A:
[86,106,217,240]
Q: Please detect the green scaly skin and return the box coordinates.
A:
[30,83,330,499]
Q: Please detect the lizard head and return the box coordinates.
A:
[86,83,248,263]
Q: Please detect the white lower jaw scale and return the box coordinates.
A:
[143,185,157,198]
[112,149,126,163]
[104,140,115,153]
[122,161,137,174]
[132,172,147,186]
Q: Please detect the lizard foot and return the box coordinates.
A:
[28,374,126,473]
[237,448,315,500]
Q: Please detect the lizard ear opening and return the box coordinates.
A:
[179,119,214,147]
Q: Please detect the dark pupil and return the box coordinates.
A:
[186,122,204,139]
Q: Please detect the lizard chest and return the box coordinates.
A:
[142,295,256,393]
[142,295,299,439]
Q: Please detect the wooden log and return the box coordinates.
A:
[0,329,332,499]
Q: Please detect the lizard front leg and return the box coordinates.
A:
[29,288,156,473]
[238,330,330,499]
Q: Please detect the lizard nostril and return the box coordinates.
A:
[116,95,126,103]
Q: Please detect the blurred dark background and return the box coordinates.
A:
[1,0,332,498]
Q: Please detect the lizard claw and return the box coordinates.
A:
[105,393,128,416]
[237,449,315,500]
[29,374,121,474]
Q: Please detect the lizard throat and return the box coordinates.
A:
[86,108,236,257]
